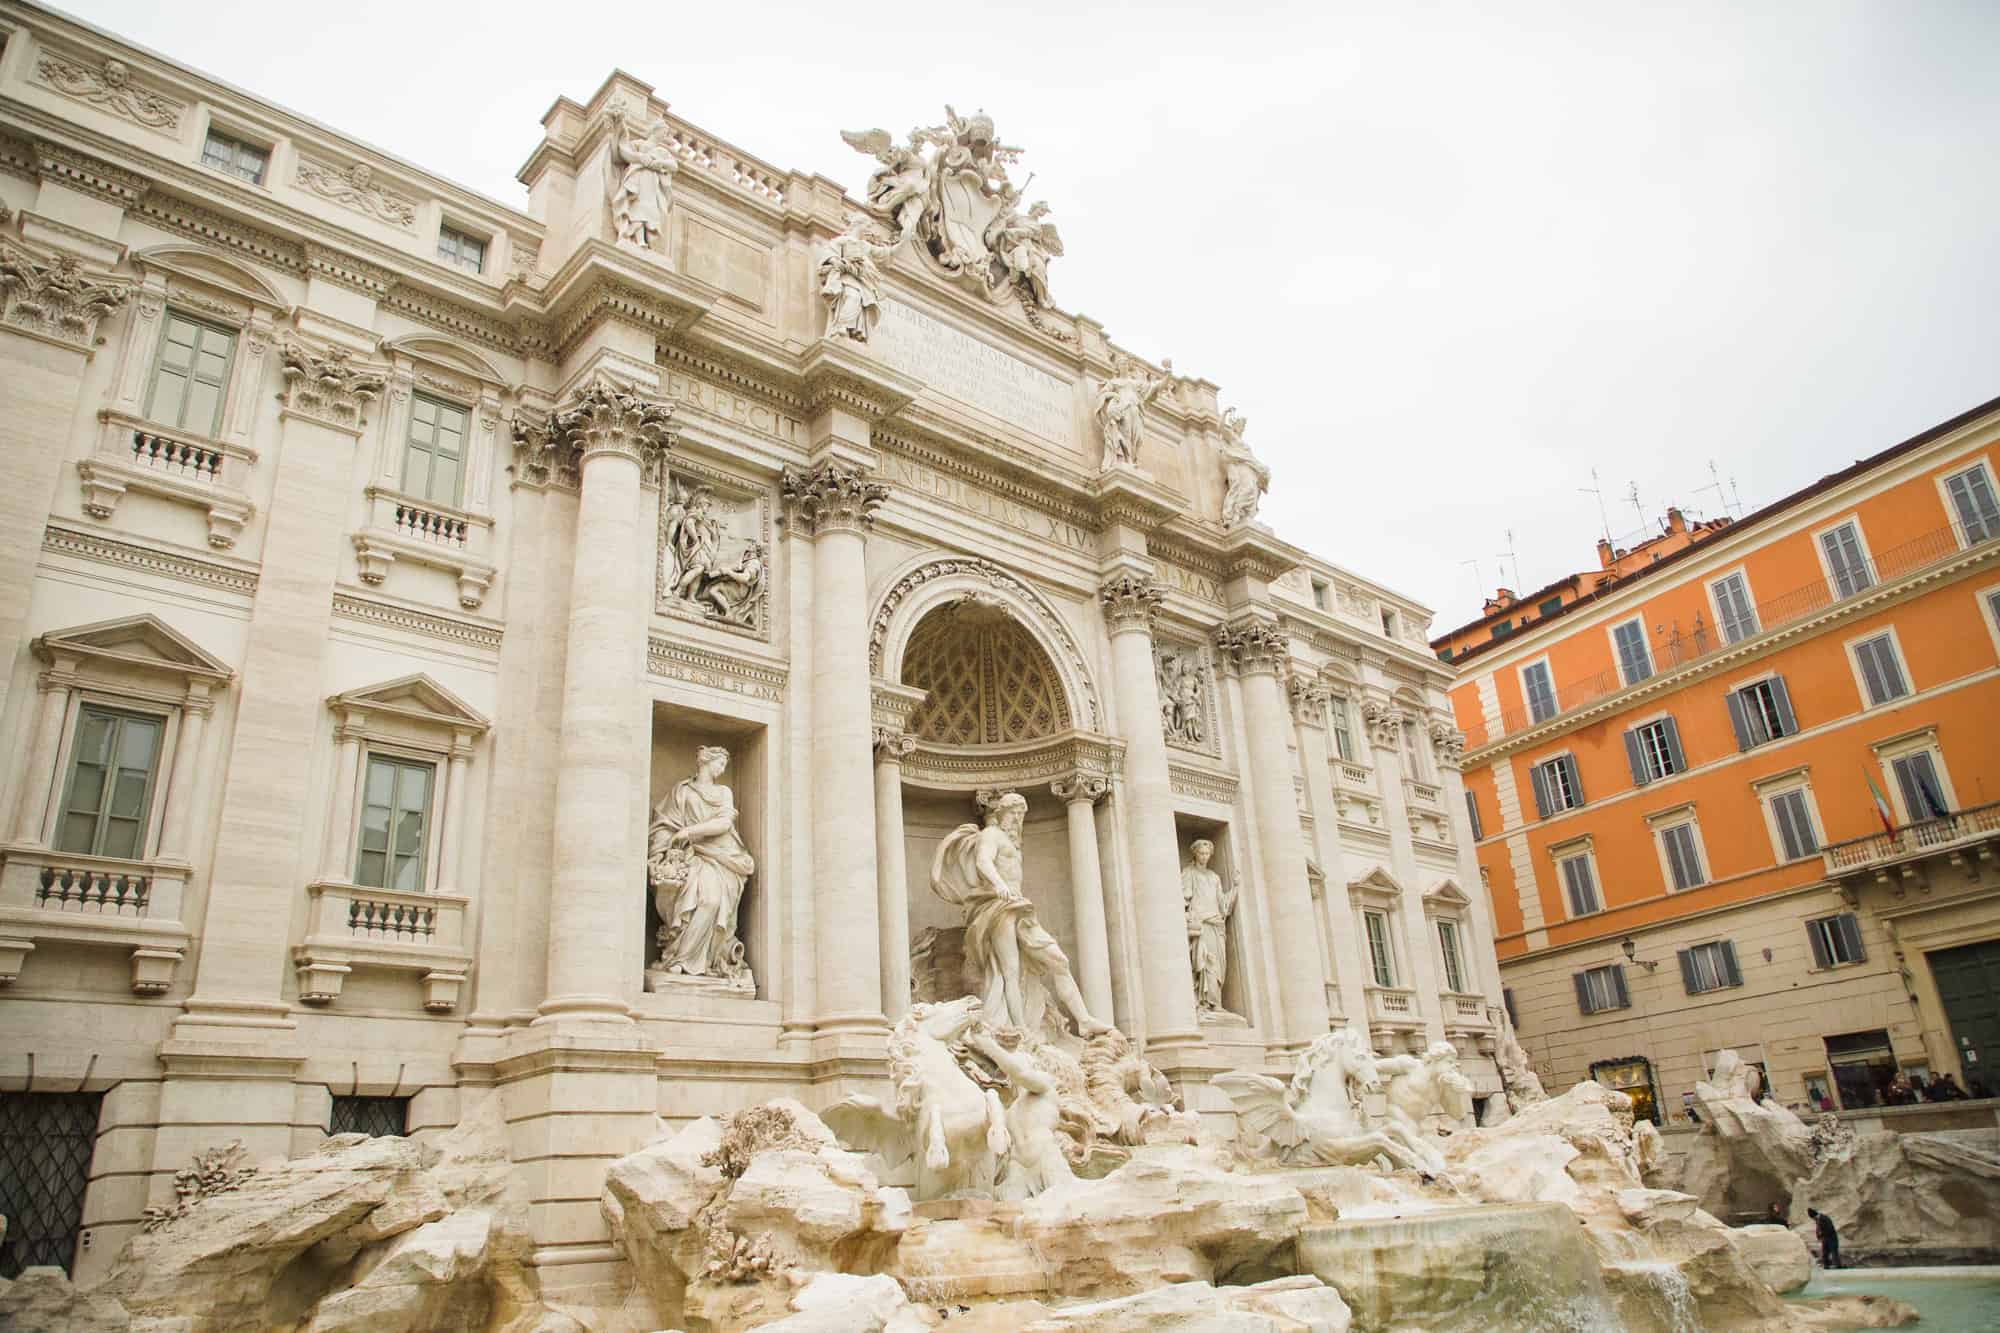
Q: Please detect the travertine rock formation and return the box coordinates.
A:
[1680,1049,1815,1219]
[1022,1275,1352,1331]
[1728,1223,1813,1294]
[1789,1128,2000,1261]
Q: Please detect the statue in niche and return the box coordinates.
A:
[983,190,1062,309]
[1181,840,1237,1015]
[609,108,678,251]
[930,790,1111,1037]
[647,745,754,991]
[1156,646,1207,748]
[816,212,897,341]
[1219,408,1271,528]
[661,476,768,630]
[1091,356,1173,469]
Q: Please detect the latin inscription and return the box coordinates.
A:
[871,300,1078,449]
[888,454,1095,553]
[662,368,800,445]
[1157,560,1224,605]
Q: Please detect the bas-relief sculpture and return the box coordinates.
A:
[815,212,896,341]
[1155,642,1209,749]
[660,474,767,630]
[1219,408,1270,528]
[1181,839,1237,1016]
[647,745,754,993]
[1090,355,1172,470]
[610,107,679,252]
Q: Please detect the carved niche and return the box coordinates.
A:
[658,465,772,637]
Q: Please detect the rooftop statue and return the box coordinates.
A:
[1091,356,1174,470]
[816,211,897,342]
[609,108,678,252]
[1219,408,1271,528]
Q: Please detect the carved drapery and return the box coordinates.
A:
[781,460,887,537]
[0,242,129,348]
[277,341,386,432]
[1098,572,1163,633]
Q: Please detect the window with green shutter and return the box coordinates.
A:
[1852,634,1908,706]
[1437,920,1466,993]
[1806,913,1865,968]
[1677,940,1741,994]
[1521,661,1557,723]
[1820,521,1874,598]
[1575,964,1629,1014]
[55,706,164,860]
[1711,572,1757,644]
[1944,463,2000,546]
[1890,751,1949,823]
[1558,854,1600,916]
[1770,788,1819,860]
[1726,676,1797,750]
[1659,821,1706,891]
[355,755,434,891]
[1624,717,1685,785]
[402,394,469,507]
[146,313,236,437]
[1612,619,1653,685]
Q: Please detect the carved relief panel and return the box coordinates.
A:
[657,462,773,639]
[1154,638,1219,759]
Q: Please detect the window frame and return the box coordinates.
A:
[1624,712,1686,786]
[351,748,440,893]
[1976,582,2000,660]
[1725,671,1798,750]
[1607,615,1654,686]
[1844,626,1912,710]
[1936,457,2000,549]
[400,389,472,509]
[197,123,271,186]
[1805,912,1867,971]
[1328,693,1358,764]
[436,222,488,275]
[1575,962,1630,1015]
[1646,805,1710,892]
[1707,567,1759,645]
[144,307,239,439]
[1871,728,1957,824]
[1436,917,1468,994]
[1752,768,1824,864]
[1812,515,1877,601]
[1677,938,1743,995]
[1551,838,1603,919]
[1518,656,1559,725]
[1529,751,1584,816]
[52,700,171,862]
[1362,908,1398,988]
[1463,787,1484,842]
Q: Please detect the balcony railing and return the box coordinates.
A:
[293,880,471,1012]
[0,845,191,994]
[1465,521,1991,749]
[79,410,255,548]
[353,486,496,610]
[1364,984,1421,1024]
[1822,801,2000,876]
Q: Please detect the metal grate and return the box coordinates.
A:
[0,1091,103,1277]
[328,1095,408,1139]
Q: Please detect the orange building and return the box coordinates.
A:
[1438,396,2000,1125]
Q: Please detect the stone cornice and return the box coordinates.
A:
[898,730,1123,792]
[646,635,788,703]
[304,240,394,298]
[796,337,921,420]
[1090,466,1183,533]
[781,459,887,537]
[1217,523,1305,584]
[34,138,149,206]
[42,523,258,596]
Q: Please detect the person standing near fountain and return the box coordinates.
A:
[1808,1207,1841,1269]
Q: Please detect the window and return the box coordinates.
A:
[1330,696,1356,763]
[1890,750,1950,822]
[1557,852,1601,916]
[1677,940,1742,994]
[1824,1029,1897,1109]
[1726,676,1797,750]
[1400,716,1430,780]
[1437,919,1467,993]
[402,394,469,507]
[1436,646,1455,662]
[1490,620,1513,640]
[1311,578,1329,611]
[1464,789,1484,841]
[1769,787,1819,861]
[1364,910,1396,987]
[355,755,435,891]
[145,312,236,437]
[1502,986,1517,1027]
[1623,716,1686,785]
[1380,609,1399,639]
[1575,963,1630,1015]
[1943,462,2000,546]
[1612,619,1653,685]
[329,1095,409,1138]
[1529,753,1584,817]
[1538,597,1564,618]
[437,224,486,274]
[1711,572,1758,644]
[1806,913,1866,969]
[54,706,165,859]
[1521,661,1557,723]
[200,128,268,184]
[1819,521,1874,598]
[1851,632,1909,706]
[1657,820,1707,891]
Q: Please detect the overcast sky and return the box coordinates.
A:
[66,0,2000,633]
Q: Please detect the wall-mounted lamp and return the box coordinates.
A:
[1621,937,1659,972]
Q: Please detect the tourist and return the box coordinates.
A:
[1927,1072,1969,1102]
[1807,1208,1841,1269]
[1884,1072,1917,1106]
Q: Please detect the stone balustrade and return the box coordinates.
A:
[0,844,190,993]
[291,880,471,1012]
[76,409,255,548]
[351,483,497,609]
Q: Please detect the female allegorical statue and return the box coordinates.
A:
[648,745,754,989]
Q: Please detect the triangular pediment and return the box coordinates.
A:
[35,614,234,681]
[135,244,287,308]
[330,673,489,732]
[1424,878,1472,908]
[1347,865,1404,896]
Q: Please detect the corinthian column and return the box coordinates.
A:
[784,462,890,1037]
[1218,620,1330,1051]
[1098,574,1200,1053]
[873,726,918,1021]
[1050,771,1114,1023]
[540,381,675,1025]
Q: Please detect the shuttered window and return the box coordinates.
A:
[1530,754,1584,817]
[402,393,469,507]
[55,706,164,860]
[355,755,434,891]
[1559,854,1600,916]
[1464,789,1484,841]
[1659,822,1706,891]
[1853,634,1908,706]
[1437,920,1467,993]
[1769,789,1819,861]
[1726,676,1797,750]
[1330,696,1356,763]
[146,312,236,437]
[1522,661,1557,723]
[1612,619,1653,685]
[1677,940,1742,994]
[1820,522,1874,598]
[1806,913,1866,969]
[1575,964,1630,1015]
[1890,751,1950,823]
[1623,717,1685,785]
[1945,464,2000,545]
[1364,911,1396,987]
[1712,572,1758,644]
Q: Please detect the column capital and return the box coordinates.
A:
[872,726,918,762]
[1289,675,1332,727]
[551,378,676,473]
[1098,572,1164,634]
[0,237,130,350]
[1214,617,1289,679]
[782,460,888,537]
[277,339,388,434]
[1428,717,1467,770]
[1051,772,1109,805]
[1361,698,1407,750]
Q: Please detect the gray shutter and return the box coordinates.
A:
[1574,972,1594,1014]
[1677,948,1699,994]
[1663,716,1687,772]
[1774,795,1804,861]
[1721,940,1742,987]
[1806,921,1832,970]
[1562,755,1585,806]
[1612,965,1631,1008]
[1623,729,1649,786]
[1464,790,1483,841]
[1530,763,1553,819]
[1769,676,1798,737]
[1725,688,1753,751]
[1838,913,1866,963]
[1503,987,1517,1026]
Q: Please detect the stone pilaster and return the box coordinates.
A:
[1291,675,1370,1030]
[784,460,890,1040]
[1051,771,1115,1025]
[1097,573,1201,1054]
[10,658,77,843]
[1216,619,1329,1052]
[872,725,918,1021]
[1431,717,1505,1001]
[1363,699,1447,1045]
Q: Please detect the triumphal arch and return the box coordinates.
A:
[0,6,1503,1287]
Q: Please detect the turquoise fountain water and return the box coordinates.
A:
[1785,1265,2000,1328]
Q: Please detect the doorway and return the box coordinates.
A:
[1929,939,2000,1096]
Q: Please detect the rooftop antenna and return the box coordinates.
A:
[1692,460,1728,520]
[1579,468,1612,545]
[1625,481,1650,532]
[1496,529,1521,593]
[1460,557,1484,602]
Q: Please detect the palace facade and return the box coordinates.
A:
[0,2,1502,1288]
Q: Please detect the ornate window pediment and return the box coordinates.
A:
[1423,878,1472,911]
[134,244,287,311]
[328,673,490,735]
[35,613,234,688]
[1348,865,1404,899]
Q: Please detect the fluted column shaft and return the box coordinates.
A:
[1099,575,1200,1051]
[1365,702,1447,1045]
[873,729,916,1021]
[1053,773,1114,1023]
[1222,622,1330,1051]
[12,666,73,844]
[786,463,889,1036]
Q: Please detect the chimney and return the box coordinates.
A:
[1666,506,1686,534]
[1597,537,1615,570]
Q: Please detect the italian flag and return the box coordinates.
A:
[1865,769,1896,834]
